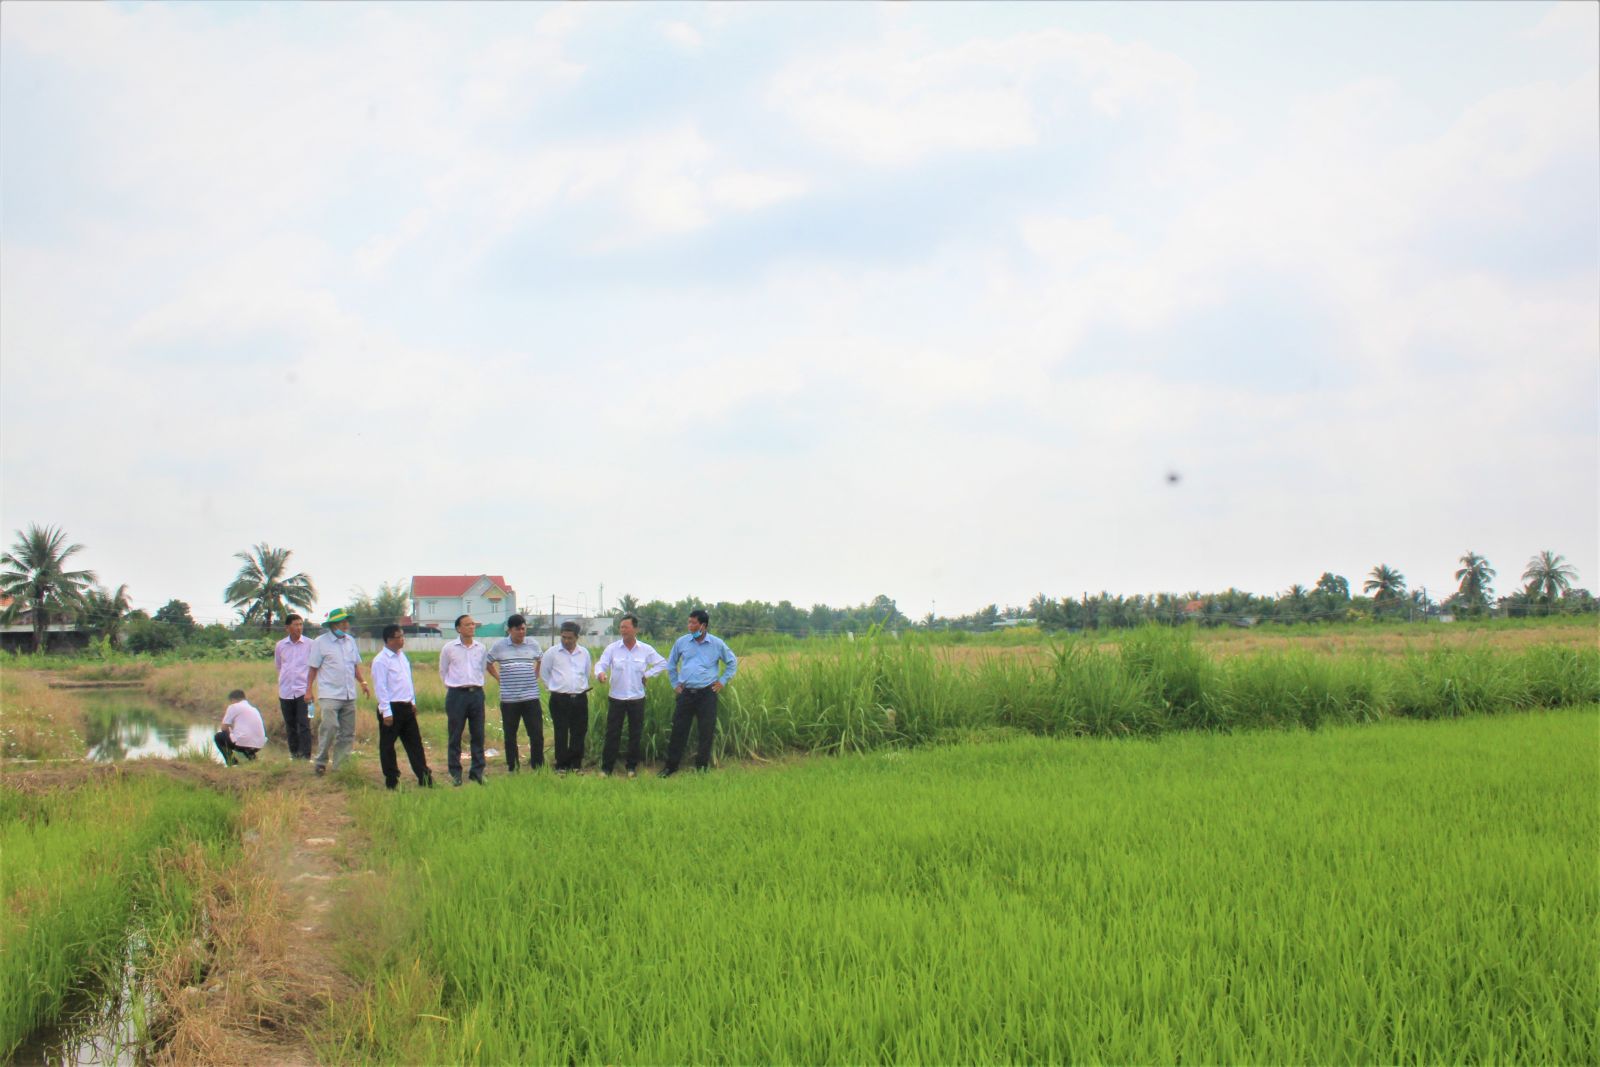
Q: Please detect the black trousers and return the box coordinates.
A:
[213,731,259,766]
[548,692,589,770]
[379,701,432,788]
[665,686,718,771]
[501,698,544,770]
[445,686,486,779]
[602,697,646,772]
[279,695,312,758]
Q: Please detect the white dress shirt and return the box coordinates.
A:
[372,646,415,716]
[540,644,593,695]
[595,639,667,700]
[439,638,490,688]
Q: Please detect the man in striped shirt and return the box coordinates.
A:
[488,613,544,773]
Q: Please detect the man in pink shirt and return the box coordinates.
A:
[273,614,314,759]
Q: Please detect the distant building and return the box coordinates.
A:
[410,575,517,637]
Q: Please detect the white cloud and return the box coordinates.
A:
[768,27,1197,165]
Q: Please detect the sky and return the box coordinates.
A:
[1,1,1596,625]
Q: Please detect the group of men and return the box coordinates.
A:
[272,607,739,788]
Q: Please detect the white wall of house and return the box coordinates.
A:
[412,576,515,632]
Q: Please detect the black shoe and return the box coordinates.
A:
[419,773,435,788]
[385,779,399,791]
[314,764,326,777]
[695,766,709,774]
[658,767,677,778]
[451,774,463,787]
[469,772,486,786]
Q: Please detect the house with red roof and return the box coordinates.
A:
[410,575,518,637]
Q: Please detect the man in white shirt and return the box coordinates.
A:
[372,624,434,790]
[215,688,267,766]
[540,621,593,774]
[308,607,371,777]
[439,614,491,786]
[594,612,666,778]
[487,613,544,773]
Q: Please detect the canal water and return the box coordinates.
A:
[9,930,147,1066]
[82,698,224,763]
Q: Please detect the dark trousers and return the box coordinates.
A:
[379,701,432,789]
[445,686,487,780]
[548,692,589,770]
[213,731,259,766]
[602,697,646,773]
[279,695,312,758]
[665,686,718,771]
[501,698,544,770]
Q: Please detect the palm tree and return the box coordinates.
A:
[1363,564,1406,605]
[614,594,641,618]
[1522,550,1578,606]
[80,584,132,644]
[224,543,316,629]
[1453,552,1495,614]
[0,524,98,652]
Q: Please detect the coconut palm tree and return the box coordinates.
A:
[0,524,98,652]
[1363,564,1406,605]
[1453,552,1495,614]
[80,583,132,644]
[224,543,316,629]
[1522,550,1578,606]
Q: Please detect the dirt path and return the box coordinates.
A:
[152,776,366,1066]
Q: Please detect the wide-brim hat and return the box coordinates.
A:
[325,607,351,625]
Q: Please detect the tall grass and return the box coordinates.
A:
[0,771,237,1055]
[333,707,1599,1064]
[570,629,1600,765]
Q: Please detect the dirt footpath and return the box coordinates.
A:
[150,777,364,1066]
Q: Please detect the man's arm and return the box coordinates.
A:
[353,662,371,697]
[667,638,682,689]
[595,644,613,682]
[644,647,668,678]
[306,665,319,701]
[439,645,451,686]
[712,639,738,692]
[373,657,393,719]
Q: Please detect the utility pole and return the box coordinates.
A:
[598,583,604,616]
[551,594,557,646]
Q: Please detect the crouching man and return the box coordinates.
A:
[215,688,266,766]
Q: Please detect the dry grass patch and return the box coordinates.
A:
[147,786,353,1066]
[0,671,87,761]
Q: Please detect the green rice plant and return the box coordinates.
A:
[332,707,1600,1064]
[0,773,236,1055]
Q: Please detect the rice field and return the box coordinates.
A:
[0,769,237,1056]
[331,706,1599,1064]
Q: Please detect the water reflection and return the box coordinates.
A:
[10,929,147,1066]
[83,704,222,763]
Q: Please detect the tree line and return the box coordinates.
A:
[0,523,1591,654]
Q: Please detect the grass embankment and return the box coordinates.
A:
[0,671,89,760]
[335,707,1599,1063]
[103,628,1600,771]
[0,769,237,1057]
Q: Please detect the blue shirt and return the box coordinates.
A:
[667,632,738,689]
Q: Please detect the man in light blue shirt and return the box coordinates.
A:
[660,609,737,776]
